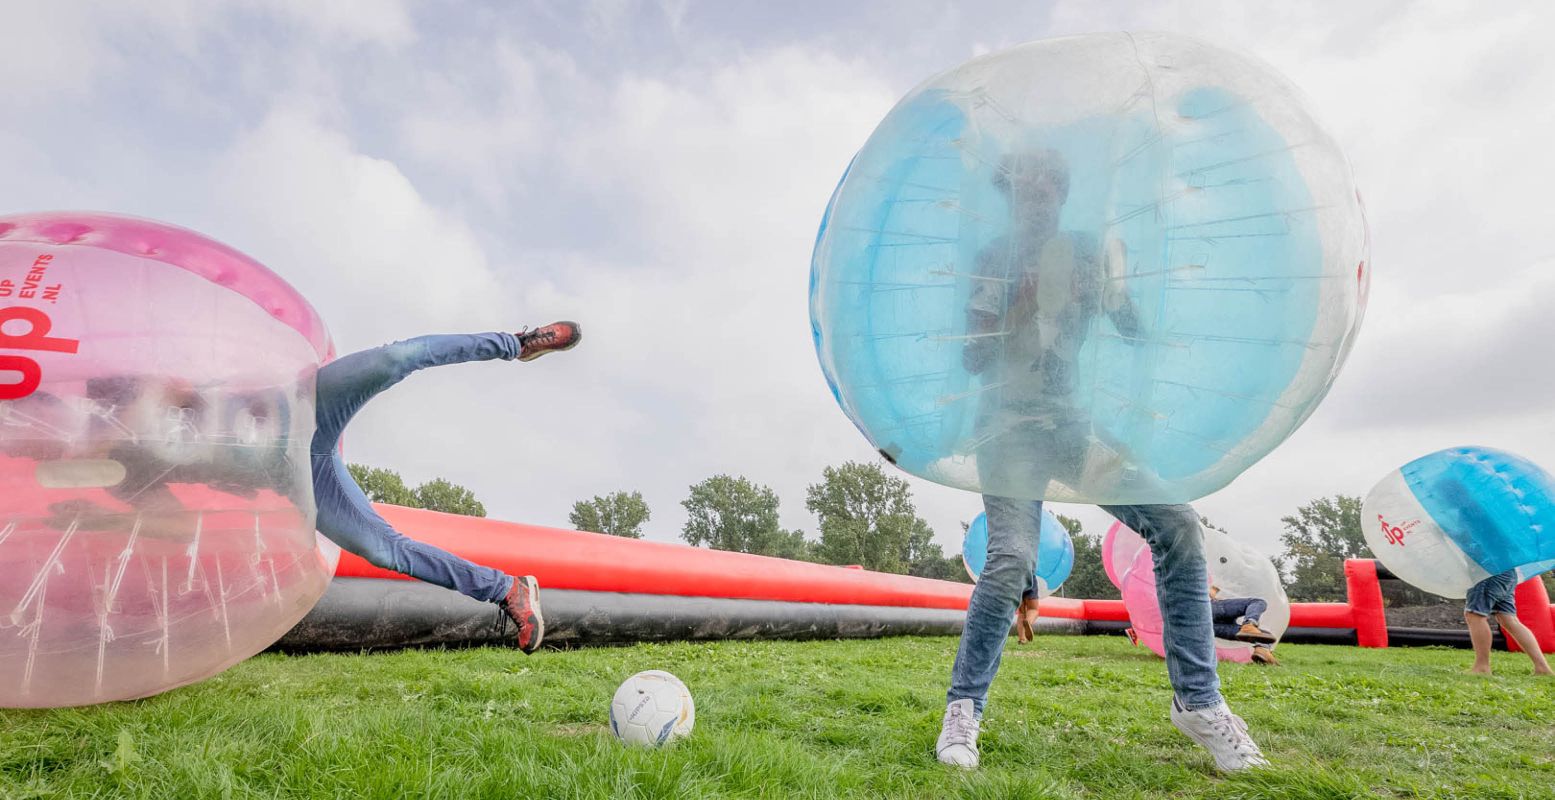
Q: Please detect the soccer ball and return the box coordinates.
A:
[609,670,695,747]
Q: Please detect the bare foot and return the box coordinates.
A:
[1534,668,1553,677]
[1016,598,1040,644]
[1469,666,1493,675]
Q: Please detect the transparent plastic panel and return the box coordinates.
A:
[811,33,1367,503]
[0,212,333,707]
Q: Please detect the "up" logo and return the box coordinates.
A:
[0,305,80,400]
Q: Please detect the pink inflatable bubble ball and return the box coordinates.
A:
[0,212,336,707]
[1103,521,1289,663]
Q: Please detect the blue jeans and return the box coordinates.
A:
[1211,597,1267,641]
[311,333,519,604]
[948,497,1222,713]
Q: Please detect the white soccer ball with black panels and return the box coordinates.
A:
[609,670,695,747]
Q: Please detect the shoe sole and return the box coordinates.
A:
[517,576,545,654]
[1235,631,1278,644]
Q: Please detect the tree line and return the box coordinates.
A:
[352,462,1548,604]
[347,464,488,517]
[569,462,969,582]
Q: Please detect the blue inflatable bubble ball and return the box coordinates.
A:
[1362,447,1555,599]
[962,509,1074,596]
[810,32,1369,504]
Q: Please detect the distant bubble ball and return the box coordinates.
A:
[1362,446,1555,598]
[961,509,1073,597]
[810,32,1369,504]
[0,212,336,707]
[1103,520,1290,662]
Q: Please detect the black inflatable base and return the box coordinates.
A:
[276,578,1083,651]
[274,579,1509,652]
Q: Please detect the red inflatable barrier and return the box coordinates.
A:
[333,512,1555,653]
[335,508,1136,622]
[338,505,974,609]
[1345,559,1389,648]
[1507,577,1555,654]
[1287,602,1351,629]
[1024,597,1126,621]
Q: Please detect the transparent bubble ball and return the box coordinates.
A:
[810,33,1368,503]
[0,212,336,707]
[961,509,1074,596]
[1362,446,1555,599]
[1104,520,1289,662]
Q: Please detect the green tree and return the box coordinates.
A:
[917,549,974,583]
[1279,495,1370,601]
[347,464,418,507]
[805,461,941,575]
[570,491,652,539]
[347,464,487,517]
[1280,494,1449,605]
[412,478,487,517]
[1053,514,1119,600]
[681,475,813,559]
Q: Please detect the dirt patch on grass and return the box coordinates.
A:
[1385,603,1467,629]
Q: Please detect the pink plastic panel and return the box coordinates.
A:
[0,212,333,707]
[0,212,331,361]
[1102,520,1146,590]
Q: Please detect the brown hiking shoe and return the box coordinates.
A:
[516,321,581,362]
[1235,621,1277,644]
[1250,645,1280,666]
[499,575,545,654]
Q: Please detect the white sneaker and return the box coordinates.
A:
[1170,697,1269,772]
[935,699,981,768]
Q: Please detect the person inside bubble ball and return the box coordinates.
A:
[1464,570,1552,677]
[15,326,580,655]
[307,324,581,655]
[936,148,1269,772]
[1210,584,1280,666]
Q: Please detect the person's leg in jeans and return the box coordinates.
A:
[937,494,1041,767]
[1102,503,1268,771]
[312,333,519,602]
[1102,504,1220,709]
[309,330,574,653]
[312,453,513,601]
[947,494,1043,713]
[1210,597,1269,641]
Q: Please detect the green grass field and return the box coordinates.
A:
[2,635,1552,799]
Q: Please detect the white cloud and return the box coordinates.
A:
[393,40,583,208]
[434,45,907,537]
[0,0,415,107]
[212,108,508,349]
[0,1,212,102]
[252,0,418,46]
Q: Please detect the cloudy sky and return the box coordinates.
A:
[4,1,1552,559]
